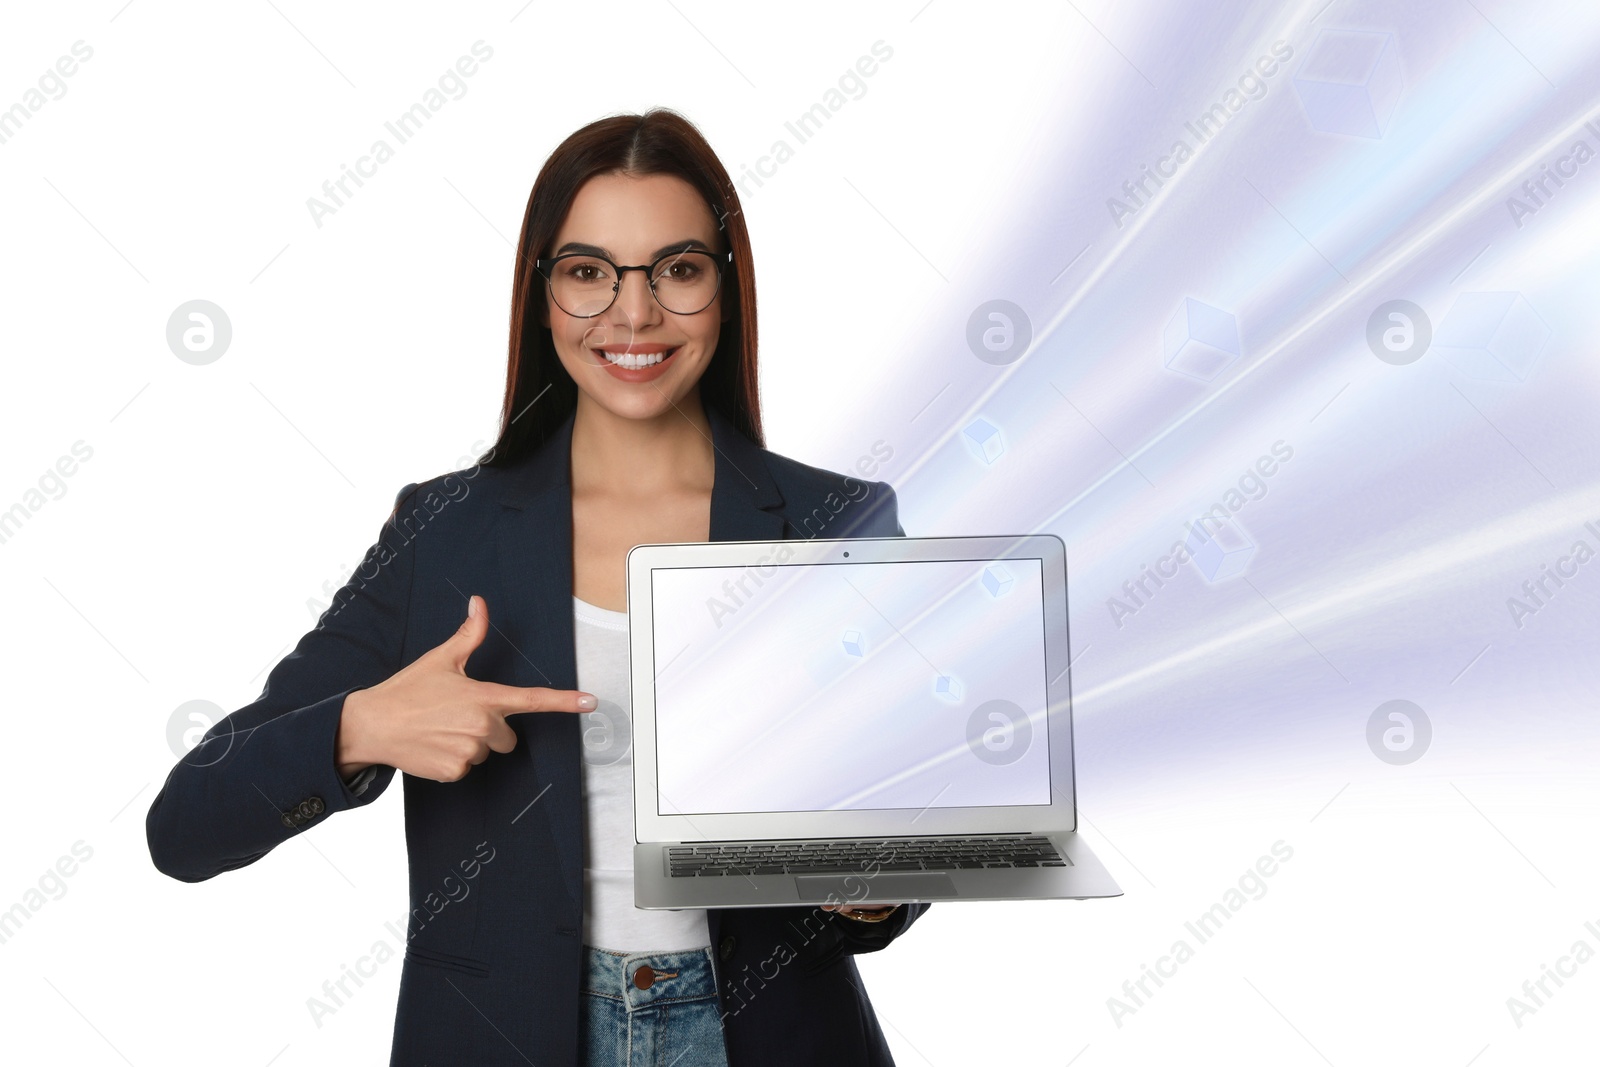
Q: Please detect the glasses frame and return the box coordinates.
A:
[534,248,734,318]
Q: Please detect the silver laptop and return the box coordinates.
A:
[626,533,1122,909]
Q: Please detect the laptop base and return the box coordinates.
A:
[634,831,1122,909]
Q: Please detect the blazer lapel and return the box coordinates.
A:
[493,399,787,911]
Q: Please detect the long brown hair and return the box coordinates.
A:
[480,108,762,468]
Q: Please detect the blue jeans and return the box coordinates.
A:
[579,945,731,1066]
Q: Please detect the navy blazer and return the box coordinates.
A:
[147,400,931,1066]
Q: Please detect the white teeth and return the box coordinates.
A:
[600,348,675,369]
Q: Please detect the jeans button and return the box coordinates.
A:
[633,964,656,990]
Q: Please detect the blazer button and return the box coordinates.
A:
[280,812,298,829]
[297,799,319,819]
[718,935,737,961]
[306,796,325,815]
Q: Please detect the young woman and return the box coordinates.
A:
[147,108,928,1066]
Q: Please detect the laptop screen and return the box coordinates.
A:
[647,556,1053,816]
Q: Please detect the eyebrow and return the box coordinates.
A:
[553,238,715,261]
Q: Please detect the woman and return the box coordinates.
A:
[146,108,929,1066]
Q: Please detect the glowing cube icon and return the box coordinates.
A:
[933,675,963,702]
[1292,29,1403,139]
[1433,292,1550,383]
[841,630,865,657]
[1163,298,1240,381]
[981,563,1014,598]
[1186,517,1256,582]
[963,418,1005,464]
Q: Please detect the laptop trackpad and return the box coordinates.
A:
[794,872,956,901]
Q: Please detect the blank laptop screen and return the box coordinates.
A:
[647,556,1053,816]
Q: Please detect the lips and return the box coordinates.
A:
[593,345,679,370]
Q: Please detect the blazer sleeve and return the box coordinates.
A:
[145,482,421,883]
[811,895,933,968]
[832,477,905,541]
[882,479,906,538]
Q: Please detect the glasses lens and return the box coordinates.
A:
[650,251,721,314]
[548,255,617,317]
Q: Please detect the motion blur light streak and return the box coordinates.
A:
[870,3,1600,787]
[1072,481,1599,712]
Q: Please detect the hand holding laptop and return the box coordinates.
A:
[822,903,901,923]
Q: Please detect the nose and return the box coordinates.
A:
[608,266,662,328]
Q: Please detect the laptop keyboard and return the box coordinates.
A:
[666,835,1067,877]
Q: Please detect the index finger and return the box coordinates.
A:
[475,681,596,716]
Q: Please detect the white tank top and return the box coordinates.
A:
[573,595,711,952]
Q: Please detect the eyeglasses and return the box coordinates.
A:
[534,248,733,318]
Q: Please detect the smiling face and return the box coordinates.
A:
[540,170,731,423]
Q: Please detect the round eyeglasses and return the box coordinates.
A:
[534,248,733,318]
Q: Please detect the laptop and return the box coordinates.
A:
[626,533,1122,909]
